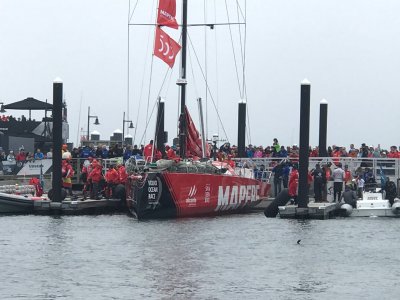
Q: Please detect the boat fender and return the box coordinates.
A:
[391,202,400,214]
[114,184,126,202]
[340,203,353,217]
[264,189,289,218]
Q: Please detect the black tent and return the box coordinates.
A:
[3,97,53,119]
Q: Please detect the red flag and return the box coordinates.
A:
[154,27,181,68]
[157,0,178,29]
[182,106,210,158]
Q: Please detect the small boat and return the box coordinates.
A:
[0,192,42,214]
[340,183,400,217]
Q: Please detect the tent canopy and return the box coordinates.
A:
[4,97,53,110]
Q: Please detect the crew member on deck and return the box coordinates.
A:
[143,140,154,161]
[61,152,74,196]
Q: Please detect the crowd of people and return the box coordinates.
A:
[218,139,400,160]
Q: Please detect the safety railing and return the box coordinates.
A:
[233,157,400,182]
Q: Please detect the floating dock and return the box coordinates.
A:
[278,202,339,220]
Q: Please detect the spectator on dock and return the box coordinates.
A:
[132,144,142,156]
[344,165,352,186]
[34,148,44,160]
[7,150,15,162]
[312,163,325,202]
[272,138,280,153]
[0,151,7,161]
[278,146,288,157]
[46,148,53,159]
[356,175,365,199]
[101,145,109,159]
[272,161,283,197]
[282,160,291,188]
[16,149,26,162]
[333,163,345,203]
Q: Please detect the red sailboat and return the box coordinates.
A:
[125,0,270,219]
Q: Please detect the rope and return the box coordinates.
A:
[204,0,209,140]
[187,31,229,142]
[129,0,140,23]
[224,0,242,98]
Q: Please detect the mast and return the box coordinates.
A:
[178,0,188,159]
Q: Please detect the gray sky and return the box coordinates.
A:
[1,0,399,150]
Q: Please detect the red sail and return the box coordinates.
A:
[157,0,179,29]
[154,27,181,68]
[184,106,209,158]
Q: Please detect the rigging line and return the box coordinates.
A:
[127,0,132,128]
[76,92,83,147]
[188,45,199,99]
[224,0,243,98]
[187,32,229,142]
[236,0,245,99]
[204,0,208,140]
[213,0,219,140]
[139,65,170,146]
[129,0,140,23]
[140,0,157,144]
[235,0,246,20]
[137,64,171,146]
[133,24,154,142]
[244,0,251,145]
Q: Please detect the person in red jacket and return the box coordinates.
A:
[105,164,119,198]
[118,165,128,185]
[143,140,154,162]
[288,164,299,203]
[165,145,176,160]
[88,160,103,199]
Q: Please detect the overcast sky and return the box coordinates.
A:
[1,0,399,150]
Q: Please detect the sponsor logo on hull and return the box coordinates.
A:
[215,185,260,211]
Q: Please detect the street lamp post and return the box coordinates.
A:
[122,111,134,145]
[87,106,100,141]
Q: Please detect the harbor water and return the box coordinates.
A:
[1,213,400,299]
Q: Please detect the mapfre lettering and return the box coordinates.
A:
[215,185,259,211]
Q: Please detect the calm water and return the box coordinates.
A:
[1,213,400,300]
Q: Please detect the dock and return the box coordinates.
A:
[278,202,339,220]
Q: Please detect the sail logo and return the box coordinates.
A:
[215,185,260,211]
[160,10,173,21]
[186,185,197,206]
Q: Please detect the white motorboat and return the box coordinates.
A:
[340,183,400,217]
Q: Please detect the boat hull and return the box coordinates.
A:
[0,193,35,214]
[350,208,400,217]
[127,172,270,219]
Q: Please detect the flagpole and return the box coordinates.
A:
[178,0,188,159]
